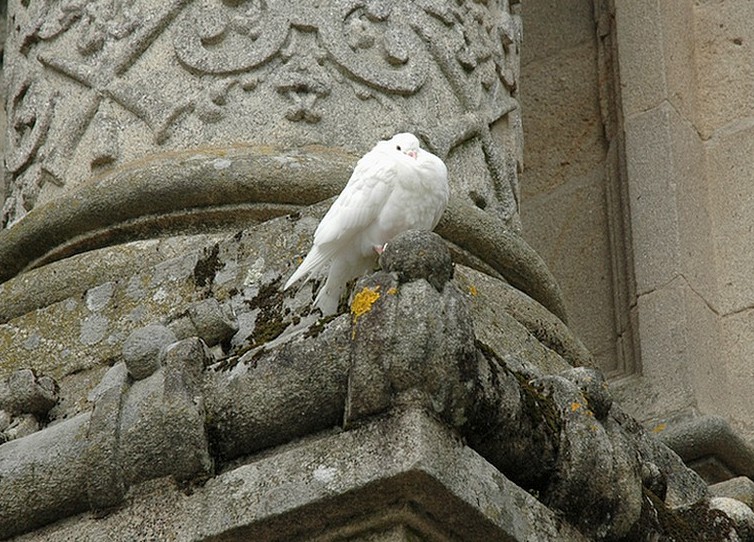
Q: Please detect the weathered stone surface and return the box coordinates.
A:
[3,413,39,441]
[694,0,754,139]
[0,414,92,538]
[611,406,708,509]
[122,323,177,380]
[519,0,622,377]
[535,374,642,540]
[521,1,754,468]
[12,408,591,542]
[5,2,754,540]
[0,368,58,416]
[711,477,754,511]
[0,338,213,539]
[378,230,454,291]
[85,361,130,510]
[167,297,238,348]
[346,265,476,429]
[657,414,754,485]
[561,366,613,420]
[0,224,745,540]
[206,315,352,462]
[709,497,754,542]
[119,338,212,487]
[1,0,523,274]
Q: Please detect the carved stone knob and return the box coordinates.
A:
[122,324,177,380]
[378,230,453,291]
[0,369,58,417]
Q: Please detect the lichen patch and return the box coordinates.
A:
[350,286,382,339]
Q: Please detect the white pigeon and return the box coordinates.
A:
[284,132,449,315]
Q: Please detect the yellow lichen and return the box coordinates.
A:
[350,286,382,340]
[570,402,582,412]
[652,423,667,433]
[351,286,381,320]
[469,285,478,296]
[387,287,398,296]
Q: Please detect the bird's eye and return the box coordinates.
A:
[396,145,401,151]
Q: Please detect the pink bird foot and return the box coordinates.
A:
[373,243,388,255]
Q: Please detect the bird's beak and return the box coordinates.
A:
[407,150,418,159]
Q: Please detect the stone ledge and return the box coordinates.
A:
[16,407,588,542]
[658,414,754,484]
[711,477,754,511]
[0,150,566,324]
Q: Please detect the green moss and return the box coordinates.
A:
[193,243,223,289]
[246,278,287,347]
[303,314,337,339]
[251,316,286,345]
[475,339,562,439]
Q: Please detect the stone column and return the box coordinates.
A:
[1,0,568,367]
[3,1,754,540]
[1,0,527,284]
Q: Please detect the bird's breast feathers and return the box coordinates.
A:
[310,137,447,253]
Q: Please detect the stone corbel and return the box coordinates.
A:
[0,338,212,539]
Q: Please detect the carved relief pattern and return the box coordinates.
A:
[3,0,521,227]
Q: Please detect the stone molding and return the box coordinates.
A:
[3,0,523,231]
[1,232,743,540]
[658,415,754,485]
[0,147,567,324]
[12,407,591,542]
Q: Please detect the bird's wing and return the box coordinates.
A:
[284,150,395,290]
[313,151,396,247]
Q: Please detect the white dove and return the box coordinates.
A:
[284,132,449,315]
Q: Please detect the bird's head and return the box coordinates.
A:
[389,132,421,160]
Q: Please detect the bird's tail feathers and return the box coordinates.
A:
[284,244,334,290]
[314,263,349,316]
[314,254,376,316]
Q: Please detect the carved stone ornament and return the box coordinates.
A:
[2,0,522,234]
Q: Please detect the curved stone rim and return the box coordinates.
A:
[0,145,567,323]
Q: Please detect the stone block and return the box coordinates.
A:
[346,272,476,430]
[682,286,729,419]
[720,308,754,440]
[521,0,596,65]
[705,124,754,316]
[670,112,716,307]
[520,41,606,199]
[623,99,714,304]
[614,0,697,120]
[617,280,725,425]
[10,408,591,541]
[694,0,754,138]
[658,1,699,123]
[521,169,617,374]
[611,278,696,421]
[623,103,683,295]
[614,0,670,115]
